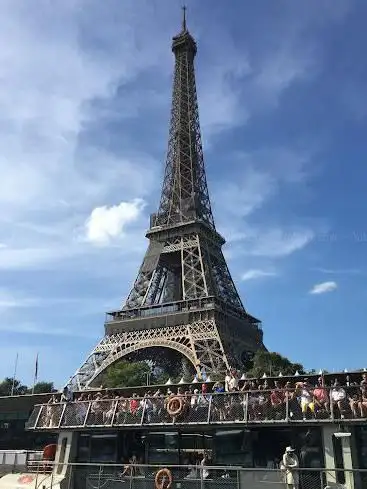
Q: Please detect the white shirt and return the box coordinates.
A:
[229,376,238,391]
[301,388,312,403]
[331,388,346,401]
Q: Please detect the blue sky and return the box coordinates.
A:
[0,0,366,388]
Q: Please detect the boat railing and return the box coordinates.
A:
[12,462,367,489]
[0,449,44,472]
[25,387,367,430]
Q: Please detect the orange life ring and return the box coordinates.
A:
[167,396,183,417]
[43,444,57,461]
[155,468,172,489]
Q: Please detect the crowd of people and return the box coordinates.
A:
[35,371,367,428]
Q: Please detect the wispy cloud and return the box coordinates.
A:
[241,269,277,281]
[314,268,362,275]
[0,321,97,339]
[226,227,315,260]
[214,147,312,220]
[0,289,40,311]
[309,281,338,295]
[249,229,315,258]
[213,147,315,265]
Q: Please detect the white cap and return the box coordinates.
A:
[286,446,295,453]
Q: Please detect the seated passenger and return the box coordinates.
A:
[331,381,347,418]
[270,382,285,419]
[256,385,270,420]
[75,394,88,424]
[313,379,330,417]
[300,380,315,420]
[358,386,367,418]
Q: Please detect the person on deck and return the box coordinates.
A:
[281,446,299,489]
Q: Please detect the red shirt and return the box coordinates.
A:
[271,390,284,405]
[313,387,328,402]
[130,399,139,413]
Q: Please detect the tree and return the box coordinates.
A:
[0,377,28,396]
[27,382,55,394]
[100,360,152,388]
[246,351,305,378]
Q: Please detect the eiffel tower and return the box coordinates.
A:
[69,9,265,390]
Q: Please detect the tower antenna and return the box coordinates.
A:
[182,5,187,31]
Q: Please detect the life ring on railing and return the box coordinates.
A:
[42,444,57,473]
[166,397,183,417]
[43,444,57,461]
[154,468,172,489]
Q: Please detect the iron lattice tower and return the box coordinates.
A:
[69,10,265,390]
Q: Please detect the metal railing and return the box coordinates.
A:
[19,462,367,489]
[105,296,259,327]
[0,449,44,474]
[26,388,367,430]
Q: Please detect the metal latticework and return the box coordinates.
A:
[69,318,230,390]
[123,20,245,313]
[67,13,264,391]
[154,27,214,229]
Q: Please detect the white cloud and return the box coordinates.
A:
[241,269,277,281]
[309,281,338,295]
[85,199,145,245]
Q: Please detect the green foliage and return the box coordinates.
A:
[27,382,55,394]
[0,377,28,396]
[206,372,223,382]
[152,368,170,386]
[101,360,152,388]
[246,351,305,378]
[0,378,56,396]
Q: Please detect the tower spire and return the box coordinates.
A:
[154,5,210,229]
[182,5,187,32]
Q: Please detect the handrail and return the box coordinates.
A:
[25,387,367,430]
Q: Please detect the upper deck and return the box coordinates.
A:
[26,384,367,431]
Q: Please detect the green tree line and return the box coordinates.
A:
[0,350,328,394]
[98,351,308,389]
[0,378,55,396]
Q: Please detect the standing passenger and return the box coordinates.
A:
[281,446,299,489]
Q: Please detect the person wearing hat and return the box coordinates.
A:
[281,446,299,489]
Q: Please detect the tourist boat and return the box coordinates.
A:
[0,374,366,489]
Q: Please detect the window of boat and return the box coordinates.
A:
[180,433,213,452]
[77,434,90,463]
[214,430,253,467]
[90,434,117,463]
[145,432,179,465]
